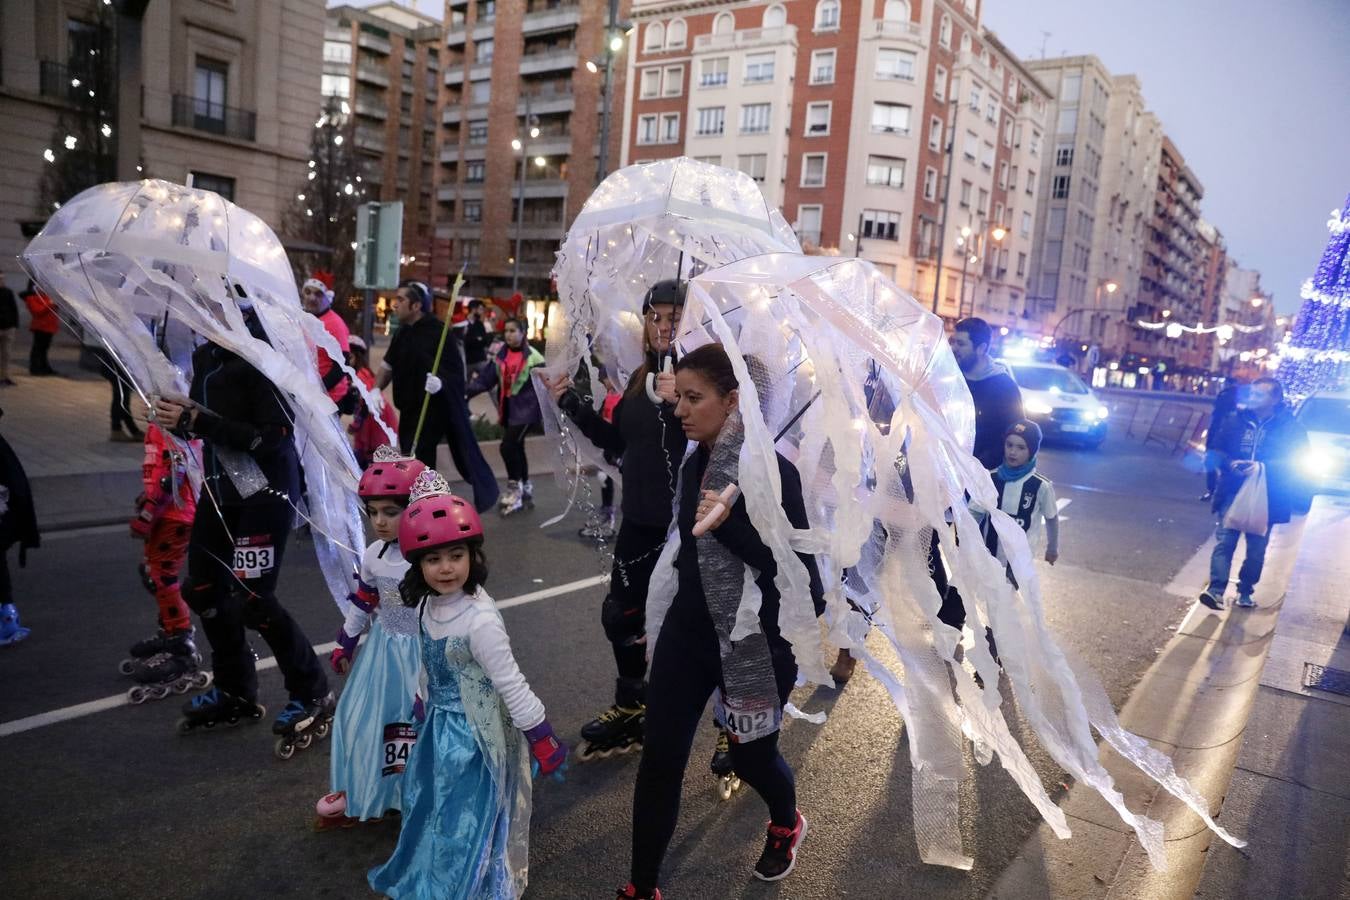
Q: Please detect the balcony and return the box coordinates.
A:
[526,134,572,157]
[354,97,387,120]
[39,61,95,105]
[520,48,577,75]
[445,66,466,86]
[508,221,566,240]
[956,50,995,86]
[523,5,580,33]
[443,104,465,124]
[357,31,391,55]
[694,25,796,52]
[353,128,385,152]
[171,94,257,142]
[469,61,493,81]
[867,19,926,46]
[438,182,485,202]
[518,88,574,115]
[518,179,569,199]
[356,63,389,87]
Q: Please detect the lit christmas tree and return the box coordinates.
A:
[1277,196,1350,400]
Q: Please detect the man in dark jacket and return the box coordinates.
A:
[1201,377,1244,500]
[1200,376,1309,610]
[377,280,498,512]
[950,317,1024,469]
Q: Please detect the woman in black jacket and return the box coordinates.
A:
[153,300,332,748]
[545,280,688,758]
[618,343,824,900]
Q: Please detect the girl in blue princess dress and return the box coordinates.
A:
[369,469,567,899]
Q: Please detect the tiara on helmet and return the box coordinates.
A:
[409,469,451,503]
[371,444,413,464]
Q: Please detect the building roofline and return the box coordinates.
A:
[982,30,1053,99]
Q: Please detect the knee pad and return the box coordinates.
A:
[180,576,221,617]
[138,562,157,595]
[601,593,644,646]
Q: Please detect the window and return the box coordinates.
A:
[815,0,840,31]
[876,48,916,81]
[459,239,479,261]
[764,5,787,28]
[994,201,1004,224]
[660,112,680,143]
[1030,130,1041,155]
[977,187,988,214]
[324,41,352,64]
[740,103,771,134]
[713,11,734,34]
[1048,206,1065,236]
[700,57,729,88]
[806,101,831,135]
[998,161,1008,189]
[810,49,836,84]
[193,57,229,124]
[933,66,947,101]
[190,171,234,201]
[862,209,901,241]
[477,39,493,63]
[469,80,490,103]
[468,120,488,144]
[1055,144,1073,166]
[1017,252,1027,276]
[694,155,721,165]
[801,153,827,186]
[640,68,661,98]
[463,200,482,223]
[960,33,972,54]
[986,100,997,123]
[738,153,768,182]
[644,22,665,52]
[928,116,942,151]
[871,101,911,134]
[923,167,937,201]
[666,19,687,48]
[865,155,905,188]
[1056,107,1077,134]
[963,130,978,161]
[1025,169,1036,195]
[981,141,994,169]
[959,179,972,207]
[968,86,981,111]
[796,204,823,244]
[939,14,951,48]
[884,0,910,21]
[1061,72,1082,102]
[637,114,658,144]
[919,219,935,257]
[696,106,725,136]
[1052,174,1070,199]
[745,52,775,83]
[466,160,485,182]
[321,74,350,98]
[1021,210,1032,236]
[663,65,684,96]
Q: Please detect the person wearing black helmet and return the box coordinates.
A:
[544,279,688,759]
[377,280,499,513]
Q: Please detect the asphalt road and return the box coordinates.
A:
[0,433,1221,899]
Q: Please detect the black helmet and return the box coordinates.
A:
[641,279,686,312]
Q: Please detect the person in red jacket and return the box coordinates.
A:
[21,281,60,376]
[301,278,351,404]
[347,336,399,469]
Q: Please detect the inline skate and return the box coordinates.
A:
[126,650,211,704]
[272,693,336,760]
[0,603,31,646]
[499,480,525,516]
[118,626,201,676]
[710,728,741,801]
[177,687,266,733]
[577,704,644,761]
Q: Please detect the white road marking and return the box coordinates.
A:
[1055,497,1072,520]
[0,574,608,739]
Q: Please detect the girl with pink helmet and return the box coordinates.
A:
[315,446,426,829]
[368,468,566,898]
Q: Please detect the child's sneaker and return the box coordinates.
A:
[753,810,808,882]
[1234,592,1256,609]
[615,884,661,899]
[1198,589,1225,611]
[0,603,31,646]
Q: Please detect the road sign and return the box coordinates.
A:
[354,202,403,289]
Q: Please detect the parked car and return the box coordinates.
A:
[1003,360,1110,449]
[1296,390,1350,495]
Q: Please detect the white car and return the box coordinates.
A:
[1003,361,1110,449]
[1296,391,1350,495]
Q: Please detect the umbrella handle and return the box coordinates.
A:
[692,483,739,537]
[645,355,674,405]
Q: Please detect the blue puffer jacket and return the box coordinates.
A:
[1209,405,1310,526]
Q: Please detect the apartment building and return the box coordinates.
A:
[435,0,626,296]
[625,0,1050,324]
[0,0,324,289]
[325,3,443,285]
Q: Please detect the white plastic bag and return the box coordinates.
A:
[1222,462,1268,534]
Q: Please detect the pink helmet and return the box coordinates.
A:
[399,470,484,555]
[358,446,427,500]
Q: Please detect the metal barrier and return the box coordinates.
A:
[1143,402,1203,455]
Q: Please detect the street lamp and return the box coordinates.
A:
[588,1,633,184]
[512,94,541,293]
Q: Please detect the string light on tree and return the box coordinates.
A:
[1275,195,1350,399]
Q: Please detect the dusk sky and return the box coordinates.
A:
[342,0,1350,313]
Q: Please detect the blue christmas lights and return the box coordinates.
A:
[1277,195,1350,400]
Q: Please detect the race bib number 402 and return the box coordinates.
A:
[232,544,275,579]
[714,691,782,744]
[382,723,417,777]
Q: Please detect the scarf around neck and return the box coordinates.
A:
[996,457,1038,482]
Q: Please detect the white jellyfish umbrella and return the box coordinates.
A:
[20,179,384,611]
[645,251,1244,870]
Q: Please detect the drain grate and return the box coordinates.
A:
[1302,663,1350,697]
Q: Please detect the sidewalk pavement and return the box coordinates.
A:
[0,336,556,532]
[989,494,1350,900]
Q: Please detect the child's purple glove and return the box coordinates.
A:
[412,696,426,723]
[525,719,568,781]
[330,627,360,674]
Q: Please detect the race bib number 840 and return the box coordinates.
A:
[382,723,417,777]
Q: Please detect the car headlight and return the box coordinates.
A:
[1300,447,1336,478]
[1026,399,1053,416]
[1095,405,1110,420]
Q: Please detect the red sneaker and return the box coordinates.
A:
[753,810,808,882]
[616,883,661,899]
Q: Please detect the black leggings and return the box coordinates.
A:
[92,348,137,432]
[631,620,798,892]
[501,424,529,482]
[183,497,327,703]
[605,521,669,682]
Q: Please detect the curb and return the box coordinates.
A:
[987,517,1307,900]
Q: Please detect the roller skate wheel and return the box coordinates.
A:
[191,671,212,689]
[717,774,741,802]
[172,679,192,695]
[274,737,296,760]
[295,732,313,750]
[176,717,194,734]
[128,686,148,705]
[118,659,136,676]
[314,720,331,740]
